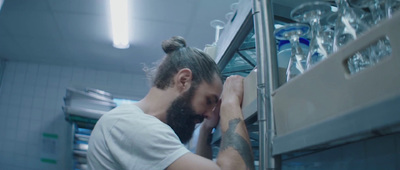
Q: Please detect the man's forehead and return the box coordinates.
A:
[197,79,222,96]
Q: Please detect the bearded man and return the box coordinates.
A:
[87,36,255,170]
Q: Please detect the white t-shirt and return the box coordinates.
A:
[87,104,189,170]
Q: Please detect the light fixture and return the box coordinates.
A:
[110,0,130,49]
[0,0,4,11]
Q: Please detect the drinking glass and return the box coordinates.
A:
[349,0,386,24]
[226,1,241,23]
[321,12,337,30]
[291,1,333,68]
[334,0,371,73]
[274,23,310,81]
[386,0,400,18]
[231,2,239,11]
[349,0,393,65]
[210,20,225,44]
[349,0,400,21]
[225,12,235,22]
[277,38,310,66]
[333,0,370,51]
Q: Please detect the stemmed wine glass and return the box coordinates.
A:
[274,23,310,81]
[334,0,371,73]
[204,20,225,60]
[333,0,370,51]
[291,1,333,69]
[210,20,225,45]
[225,12,235,22]
[225,1,240,23]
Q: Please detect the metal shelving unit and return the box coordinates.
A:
[211,0,400,169]
[63,87,116,170]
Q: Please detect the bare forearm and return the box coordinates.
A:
[217,100,255,170]
[195,124,213,159]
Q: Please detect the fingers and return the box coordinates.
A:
[223,75,243,89]
[203,100,221,129]
[225,75,244,82]
[221,75,244,105]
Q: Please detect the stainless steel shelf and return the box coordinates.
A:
[210,0,286,163]
[73,150,87,157]
[75,134,90,142]
[66,87,115,103]
[64,87,116,170]
[212,0,400,169]
[273,92,400,155]
[63,106,108,120]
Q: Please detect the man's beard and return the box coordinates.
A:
[166,86,204,144]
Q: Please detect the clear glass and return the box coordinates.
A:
[333,0,370,51]
[349,0,386,23]
[225,12,235,22]
[334,0,371,73]
[274,23,310,81]
[230,2,239,11]
[291,1,333,68]
[386,0,400,18]
[321,12,337,30]
[210,20,225,44]
[349,0,393,65]
[322,8,370,27]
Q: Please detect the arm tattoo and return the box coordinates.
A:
[220,118,255,170]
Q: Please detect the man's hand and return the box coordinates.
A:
[221,75,244,108]
[217,75,255,170]
[202,100,221,130]
[196,100,220,159]
[203,75,244,129]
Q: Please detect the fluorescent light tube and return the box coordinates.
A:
[0,0,4,11]
[110,0,130,49]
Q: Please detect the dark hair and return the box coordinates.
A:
[149,36,222,89]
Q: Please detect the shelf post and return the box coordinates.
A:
[252,0,280,169]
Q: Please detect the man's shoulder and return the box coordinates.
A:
[102,104,147,121]
[101,104,171,133]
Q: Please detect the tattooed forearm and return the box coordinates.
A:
[220,118,255,170]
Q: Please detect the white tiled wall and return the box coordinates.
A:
[281,133,400,170]
[0,61,149,170]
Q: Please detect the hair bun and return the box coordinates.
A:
[162,36,187,54]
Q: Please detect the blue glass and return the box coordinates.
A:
[291,1,334,68]
[275,23,310,81]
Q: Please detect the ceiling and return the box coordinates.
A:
[0,0,239,74]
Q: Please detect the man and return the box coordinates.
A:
[87,36,255,170]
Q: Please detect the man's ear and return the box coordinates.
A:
[174,68,192,92]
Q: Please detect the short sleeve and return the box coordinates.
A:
[105,114,189,170]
